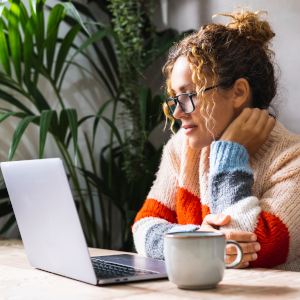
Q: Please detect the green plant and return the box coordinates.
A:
[0,0,111,244]
[0,0,189,250]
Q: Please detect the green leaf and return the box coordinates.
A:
[33,1,45,94]
[0,0,8,17]
[91,41,117,92]
[54,24,81,84]
[25,80,51,112]
[39,110,54,158]
[30,0,37,14]
[102,36,119,78]
[100,116,124,154]
[0,214,16,235]
[59,2,90,37]
[0,111,23,123]
[19,1,28,33]
[0,73,23,93]
[65,108,78,165]
[66,114,93,148]
[24,16,35,92]
[56,38,115,97]
[92,99,113,148]
[58,109,68,143]
[0,89,34,115]
[9,115,38,160]
[0,19,11,75]
[58,27,113,92]
[8,0,22,84]
[46,4,64,76]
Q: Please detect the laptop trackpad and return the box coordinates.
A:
[91,254,167,274]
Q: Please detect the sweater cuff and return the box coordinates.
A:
[166,224,200,234]
[210,141,251,175]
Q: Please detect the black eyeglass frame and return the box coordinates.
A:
[165,81,229,115]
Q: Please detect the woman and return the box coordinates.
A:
[132,8,300,270]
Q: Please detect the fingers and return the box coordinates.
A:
[236,107,253,124]
[226,252,258,269]
[263,114,276,136]
[221,229,257,242]
[202,214,231,227]
[226,242,261,254]
[245,108,262,128]
[254,109,269,131]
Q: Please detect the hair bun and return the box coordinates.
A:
[213,7,275,47]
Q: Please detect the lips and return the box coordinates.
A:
[182,124,197,135]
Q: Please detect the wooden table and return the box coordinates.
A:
[1,240,300,300]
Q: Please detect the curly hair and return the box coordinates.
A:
[163,7,277,133]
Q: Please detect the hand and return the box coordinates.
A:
[196,214,261,268]
[220,108,276,156]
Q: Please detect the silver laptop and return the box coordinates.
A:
[1,158,167,285]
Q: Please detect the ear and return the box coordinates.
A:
[232,78,250,108]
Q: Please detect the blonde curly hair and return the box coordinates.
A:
[163,7,277,134]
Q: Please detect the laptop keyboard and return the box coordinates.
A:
[91,258,158,280]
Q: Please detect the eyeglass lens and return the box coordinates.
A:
[168,94,194,115]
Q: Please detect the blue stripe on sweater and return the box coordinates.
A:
[210,141,252,176]
[208,141,254,214]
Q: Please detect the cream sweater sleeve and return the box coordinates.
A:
[132,131,200,259]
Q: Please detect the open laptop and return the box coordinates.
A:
[0,158,167,285]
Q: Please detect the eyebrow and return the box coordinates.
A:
[171,83,195,93]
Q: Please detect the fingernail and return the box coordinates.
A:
[244,262,249,267]
[254,244,261,251]
[252,253,258,260]
[251,235,257,241]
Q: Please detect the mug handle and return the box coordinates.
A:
[225,240,243,269]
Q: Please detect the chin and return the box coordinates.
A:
[188,137,212,150]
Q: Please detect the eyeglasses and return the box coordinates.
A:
[165,82,229,116]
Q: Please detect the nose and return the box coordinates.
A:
[173,103,187,119]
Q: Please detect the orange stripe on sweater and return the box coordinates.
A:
[176,187,210,225]
[133,198,177,225]
[249,211,289,268]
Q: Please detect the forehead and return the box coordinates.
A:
[171,56,193,91]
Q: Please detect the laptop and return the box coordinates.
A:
[0,158,167,285]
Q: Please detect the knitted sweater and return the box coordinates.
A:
[132,121,300,271]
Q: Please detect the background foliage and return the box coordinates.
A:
[0,0,185,251]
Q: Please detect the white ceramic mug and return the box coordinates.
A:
[164,231,243,290]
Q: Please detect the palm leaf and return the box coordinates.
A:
[58,109,68,143]
[0,89,34,115]
[65,108,78,165]
[29,0,37,14]
[39,110,54,158]
[59,2,90,37]
[92,99,113,148]
[9,115,38,160]
[24,16,35,92]
[0,19,11,75]
[0,0,8,17]
[58,27,114,92]
[8,0,21,84]
[46,4,64,76]
[54,24,81,84]
[19,1,28,33]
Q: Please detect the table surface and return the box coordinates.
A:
[1,240,300,300]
